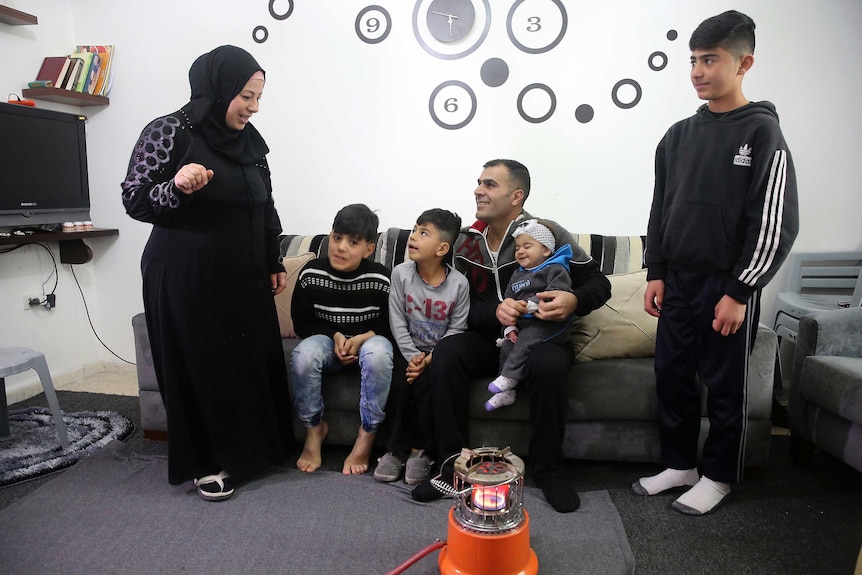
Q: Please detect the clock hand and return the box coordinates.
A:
[430,11,459,38]
[430,11,459,20]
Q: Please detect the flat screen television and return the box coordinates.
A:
[0,102,91,229]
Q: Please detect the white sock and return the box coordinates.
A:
[484,390,517,411]
[488,375,519,393]
[632,467,699,496]
[672,477,731,516]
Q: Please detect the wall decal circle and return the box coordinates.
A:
[575,104,594,124]
[355,5,392,44]
[481,58,509,87]
[648,51,667,71]
[506,0,568,55]
[611,78,642,109]
[667,29,678,41]
[269,0,294,21]
[429,80,478,130]
[517,83,556,123]
[252,26,269,44]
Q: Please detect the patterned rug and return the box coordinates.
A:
[0,407,134,487]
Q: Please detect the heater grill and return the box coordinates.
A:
[450,446,526,533]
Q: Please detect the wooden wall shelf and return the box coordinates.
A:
[21,88,109,107]
[0,228,119,264]
[0,6,37,25]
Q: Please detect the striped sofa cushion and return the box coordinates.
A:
[280,229,646,275]
[572,234,646,276]
[280,228,412,268]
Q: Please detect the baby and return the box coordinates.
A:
[486,219,574,410]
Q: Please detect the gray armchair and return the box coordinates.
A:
[789,306,862,472]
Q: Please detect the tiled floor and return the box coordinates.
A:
[60,368,139,396]
[5,365,139,405]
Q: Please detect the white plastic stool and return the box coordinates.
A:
[0,348,70,448]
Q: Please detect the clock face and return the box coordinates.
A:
[426,0,475,43]
[413,0,491,60]
[506,0,568,55]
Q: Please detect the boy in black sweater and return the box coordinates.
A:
[291,204,393,476]
[633,10,798,515]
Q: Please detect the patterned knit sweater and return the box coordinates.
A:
[291,256,391,340]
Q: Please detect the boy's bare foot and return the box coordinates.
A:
[343,427,376,475]
[297,420,329,473]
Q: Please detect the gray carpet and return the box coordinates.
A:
[0,440,635,575]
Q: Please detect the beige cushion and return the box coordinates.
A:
[275,252,315,338]
[569,269,657,362]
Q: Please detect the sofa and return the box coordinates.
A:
[789,306,862,472]
[132,227,778,469]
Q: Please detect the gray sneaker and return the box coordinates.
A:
[373,452,404,482]
[405,450,433,485]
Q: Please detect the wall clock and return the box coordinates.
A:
[506,0,567,54]
[413,0,492,60]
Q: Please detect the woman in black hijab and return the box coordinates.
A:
[122,45,294,501]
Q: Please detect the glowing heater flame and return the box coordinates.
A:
[472,484,510,511]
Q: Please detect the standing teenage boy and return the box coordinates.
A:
[412,159,611,513]
[374,209,470,485]
[633,10,798,515]
[291,204,394,476]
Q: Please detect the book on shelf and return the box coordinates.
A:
[60,57,83,91]
[35,56,67,85]
[27,80,54,88]
[76,45,114,96]
[54,57,73,87]
[83,52,101,94]
[70,52,94,92]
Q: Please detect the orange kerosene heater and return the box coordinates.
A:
[434,446,538,575]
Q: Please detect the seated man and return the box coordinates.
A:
[413,159,611,513]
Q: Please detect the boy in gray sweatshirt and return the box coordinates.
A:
[373,209,470,485]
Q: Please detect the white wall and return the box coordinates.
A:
[2,0,861,394]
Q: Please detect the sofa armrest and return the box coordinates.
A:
[793,307,862,368]
[790,307,862,419]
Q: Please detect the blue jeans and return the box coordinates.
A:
[290,334,393,433]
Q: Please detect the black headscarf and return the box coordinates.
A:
[182,45,269,163]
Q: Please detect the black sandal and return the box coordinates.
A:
[194,471,235,501]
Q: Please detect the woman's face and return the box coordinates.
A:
[225,71,265,130]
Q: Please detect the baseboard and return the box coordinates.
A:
[143,429,168,441]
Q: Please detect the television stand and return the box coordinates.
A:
[0,228,118,264]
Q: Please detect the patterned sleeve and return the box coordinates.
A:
[121,114,192,225]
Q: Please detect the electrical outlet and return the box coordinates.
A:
[22,295,41,310]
